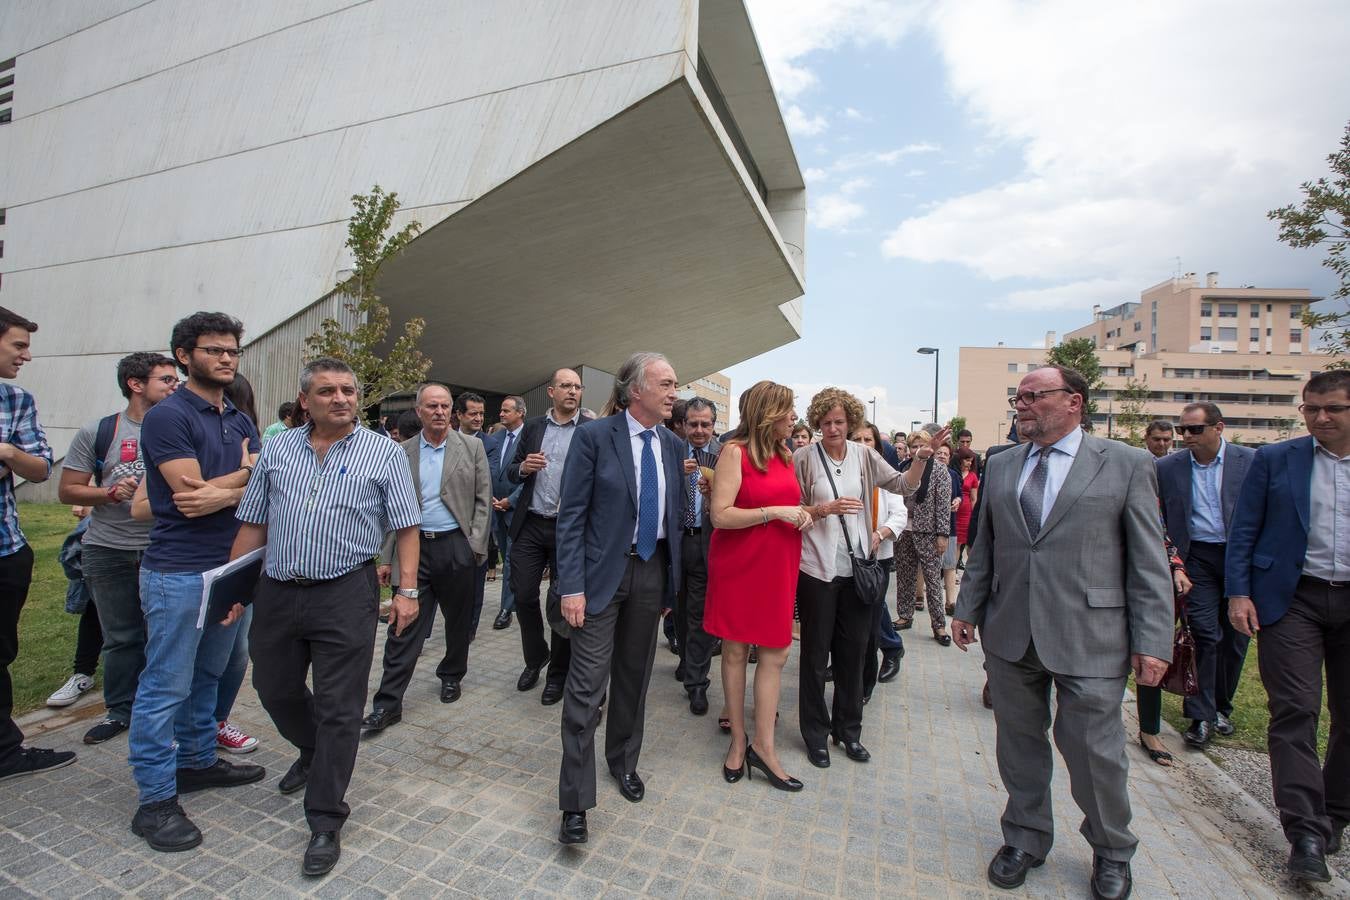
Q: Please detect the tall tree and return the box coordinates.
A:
[306,186,433,406]
[1045,337,1105,421]
[1113,376,1152,447]
[1268,120,1350,369]
[946,415,967,447]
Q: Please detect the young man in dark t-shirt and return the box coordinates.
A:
[128,313,263,853]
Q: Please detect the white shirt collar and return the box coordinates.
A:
[625,409,656,438]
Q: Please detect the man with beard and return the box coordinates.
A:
[128,312,263,852]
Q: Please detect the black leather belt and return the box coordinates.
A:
[285,561,373,588]
[420,529,458,541]
[681,526,702,536]
[1302,573,1349,589]
[625,539,668,558]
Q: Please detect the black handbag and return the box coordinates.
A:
[817,444,888,606]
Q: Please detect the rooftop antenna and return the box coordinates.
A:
[1173,256,1182,278]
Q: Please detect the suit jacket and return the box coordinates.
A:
[1155,440,1255,559]
[381,431,492,567]
[555,413,686,614]
[1224,435,1315,626]
[482,429,524,526]
[505,412,593,540]
[954,432,1174,677]
[963,442,1017,548]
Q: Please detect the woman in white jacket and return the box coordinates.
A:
[852,423,908,702]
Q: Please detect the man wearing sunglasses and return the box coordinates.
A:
[1155,403,1255,750]
[1226,369,1350,883]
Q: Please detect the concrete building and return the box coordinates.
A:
[681,371,732,433]
[0,0,805,471]
[959,274,1324,451]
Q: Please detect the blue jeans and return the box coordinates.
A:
[493,510,515,613]
[214,604,252,722]
[81,546,145,725]
[129,568,240,805]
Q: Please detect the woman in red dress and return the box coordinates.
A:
[704,381,812,791]
[954,448,980,566]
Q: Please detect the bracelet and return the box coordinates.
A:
[760,507,768,525]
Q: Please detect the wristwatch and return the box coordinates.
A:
[395,587,419,599]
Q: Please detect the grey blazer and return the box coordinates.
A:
[1155,440,1255,559]
[381,431,492,569]
[954,432,1174,678]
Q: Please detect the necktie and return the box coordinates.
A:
[499,432,514,477]
[1020,448,1051,538]
[684,447,698,528]
[636,431,659,560]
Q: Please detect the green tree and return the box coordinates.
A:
[1114,376,1151,447]
[305,186,432,407]
[1268,120,1350,369]
[1045,337,1105,421]
[946,415,967,447]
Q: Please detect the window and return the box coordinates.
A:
[1007,363,1019,373]
[1266,328,1272,336]
[1290,304,1303,319]
[1250,328,1260,341]
[1134,321,1142,332]
[1218,327,1238,341]
[1218,303,1238,318]
[1251,304,1260,318]
[1200,303,1212,317]
[1170,368,1194,379]
[0,208,5,226]
[1267,304,1273,312]
[1007,387,1017,396]
[1290,329,1303,343]
[1201,327,1212,340]
[1173,393,1194,402]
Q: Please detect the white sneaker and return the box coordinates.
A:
[216,721,258,754]
[46,674,94,708]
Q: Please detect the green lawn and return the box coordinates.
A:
[10,502,102,716]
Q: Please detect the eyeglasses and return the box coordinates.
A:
[195,346,243,359]
[1299,404,1350,416]
[1007,388,1072,408]
[1175,423,1212,436]
[554,382,582,391]
[151,375,179,385]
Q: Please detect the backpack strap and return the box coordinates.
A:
[91,413,120,487]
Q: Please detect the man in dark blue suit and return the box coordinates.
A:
[1155,401,1254,747]
[554,352,686,845]
[1227,370,1350,883]
[488,396,526,631]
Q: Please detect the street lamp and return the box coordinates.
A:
[909,419,921,432]
[869,397,877,424]
[917,347,939,428]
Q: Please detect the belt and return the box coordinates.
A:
[1302,573,1350,589]
[625,539,668,559]
[284,561,373,588]
[527,511,557,521]
[681,526,702,536]
[420,529,459,541]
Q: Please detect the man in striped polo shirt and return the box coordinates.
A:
[229,357,421,877]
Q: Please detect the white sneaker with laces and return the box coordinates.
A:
[216,721,258,754]
[46,674,94,708]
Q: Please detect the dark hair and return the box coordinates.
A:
[1306,370,1350,397]
[1182,401,1223,425]
[169,312,244,374]
[957,429,973,439]
[224,372,259,427]
[453,391,485,415]
[116,351,176,399]
[685,397,717,421]
[957,447,977,464]
[668,399,688,426]
[299,357,356,394]
[279,401,297,421]
[382,412,399,433]
[1145,419,1174,436]
[396,409,420,438]
[0,307,38,335]
[1047,364,1091,426]
[853,420,883,449]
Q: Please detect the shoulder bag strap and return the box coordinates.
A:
[816,443,868,561]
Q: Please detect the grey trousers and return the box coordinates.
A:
[985,642,1136,862]
[558,550,664,813]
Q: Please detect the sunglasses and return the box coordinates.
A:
[1175,424,1212,436]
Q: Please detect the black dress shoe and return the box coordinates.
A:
[877,651,901,684]
[745,744,803,792]
[302,830,340,877]
[1214,712,1235,736]
[440,680,461,703]
[613,771,645,802]
[540,682,564,705]
[131,797,202,852]
[1090,856,1132,899]
[987,845,1043,889]
[689,686,709,716]
[176,758,266,794]
[806,746,831,768]
[667,636,681,656]
[278,758,310,795]
[517,665,542,692]
[1288,835,1331,882]
[831,736,871,762]
[559,811,587,844]
[674,662,686,682]
[492,610,513,630]
[361,708,401,734]
[1182,719,1213,747]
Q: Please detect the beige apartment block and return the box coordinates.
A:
[681,371,732,433]
[959,273,1326,452]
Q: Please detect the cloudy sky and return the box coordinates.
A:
[726,0,1350,432]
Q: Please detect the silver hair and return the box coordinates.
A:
[503,394,526,415]
[415,382,452,405]
[684,396,717,419]
[299,357,357,395]
[606,351,669,413]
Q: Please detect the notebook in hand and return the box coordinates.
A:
[198,548,265,628]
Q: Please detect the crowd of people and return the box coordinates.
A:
[0,304,1345,894]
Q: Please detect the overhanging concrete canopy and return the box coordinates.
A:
[376,77,805,393]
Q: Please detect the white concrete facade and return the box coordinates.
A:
[0,0,805,457]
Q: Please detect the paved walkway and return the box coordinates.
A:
[3,581,1346,898]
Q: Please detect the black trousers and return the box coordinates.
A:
[0,544,34,768]
[373,529,475,710]
[250,565,378,833]
[1182,541,1250,722]
[558,549,665,812]
[73,599,103,677]
[798,571,871,749]
[510,512,571,684]
[679,526,716,693]
[1258,576,1350,844]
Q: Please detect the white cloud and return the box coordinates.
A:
[812,194,867,231]
[843,107,868,121]
[1000,278,1135,312]
[802,166,830,183]
[839,177,871,195]
[881,0,1350,296]
[784,104,830,137]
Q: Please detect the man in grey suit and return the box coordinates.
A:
[1155,401,1254,747]
[676,397,721,714]
[362,383,491,732]
[554,352,686,846]
[952,365,1173,900]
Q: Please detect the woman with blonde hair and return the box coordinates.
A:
[704,381,811,790]
[796,388,947,768]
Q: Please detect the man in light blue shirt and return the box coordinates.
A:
[674,398,721,713]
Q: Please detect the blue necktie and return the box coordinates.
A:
[499,432,514,477]
[636,431,659,560]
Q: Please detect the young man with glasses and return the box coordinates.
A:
[1156,402,1255,748]
[1226,370,1350,883]
[56,352,178,745]
[127,312,263,852]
